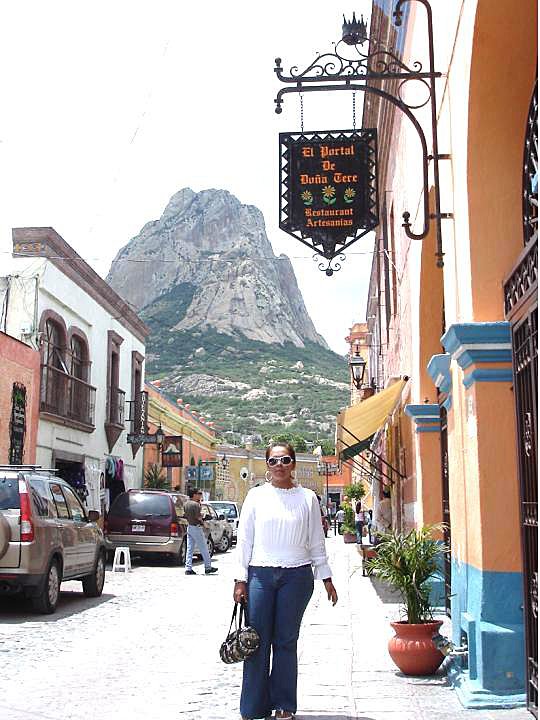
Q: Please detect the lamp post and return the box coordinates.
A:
[349,344,367,390]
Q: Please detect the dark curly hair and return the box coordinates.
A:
[265,442,296,463]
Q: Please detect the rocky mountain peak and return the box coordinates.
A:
[107,188,327,349]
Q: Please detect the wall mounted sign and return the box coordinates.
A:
[126,432,158,444]
[9,383,27,465]
[161,436,183,467]
[279,129,378,274]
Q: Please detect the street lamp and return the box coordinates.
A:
[155,423,165,448]
[349,345,367,390]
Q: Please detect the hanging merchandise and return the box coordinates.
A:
[106,456,126,507]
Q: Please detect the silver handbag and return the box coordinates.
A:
[219,602,260,664]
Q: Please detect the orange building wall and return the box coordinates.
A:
[467,0,537,320]
[0,333,40,465]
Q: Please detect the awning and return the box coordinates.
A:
[336,379,406,460]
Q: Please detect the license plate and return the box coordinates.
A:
[132,522,145,533]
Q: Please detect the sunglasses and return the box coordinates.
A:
[267,455,293,467]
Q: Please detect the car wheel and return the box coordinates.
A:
[207,535,214,557]
[32,559,60,614]
[171,538,187,567]
[217,532,230,553]
[82,553,106,598]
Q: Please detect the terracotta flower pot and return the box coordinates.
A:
[343,532,357,544]
[388,620,444,676]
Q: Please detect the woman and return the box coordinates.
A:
[234,442,338,720]
[354,501,365,544]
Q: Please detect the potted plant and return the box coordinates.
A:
[366,525,447,676]
[341,501,357,544]
[144,463,167,489]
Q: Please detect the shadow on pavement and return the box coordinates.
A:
[297,716,375,719]
[368,575,401,604]
[118,554,222,569]
[0,591,115,624]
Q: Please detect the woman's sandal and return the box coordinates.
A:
[275,713,295,719]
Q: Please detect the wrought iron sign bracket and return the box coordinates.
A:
[274,0,449,270]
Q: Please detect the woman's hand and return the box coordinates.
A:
[323,578,338,606]
[233,580,248,604]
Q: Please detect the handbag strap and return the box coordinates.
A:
[239,599,250,627]
[227,603,239,635]
[227,600,251,636]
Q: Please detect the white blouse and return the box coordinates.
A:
[235,483,332,582]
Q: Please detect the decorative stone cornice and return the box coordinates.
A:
[441,322,513,389]
[404,404,441,433]
[427,353,451,393]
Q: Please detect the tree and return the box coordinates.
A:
[268,432,307,453]
[344,482,366,502]
[321,439,335,455]
[144,463,167,489]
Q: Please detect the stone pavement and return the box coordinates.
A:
[0,535,531,720]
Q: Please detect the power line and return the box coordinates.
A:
[2,249,376,264]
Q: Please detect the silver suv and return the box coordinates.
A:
[0,466,106,614]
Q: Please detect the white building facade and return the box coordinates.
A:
[1,227,148,512]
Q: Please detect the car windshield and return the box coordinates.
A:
[109,493,170,519]
[0,476,20,510]
[210,503,237,519]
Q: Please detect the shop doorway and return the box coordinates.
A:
[55,458,87,506]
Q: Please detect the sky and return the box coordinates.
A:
[0,1,374,355]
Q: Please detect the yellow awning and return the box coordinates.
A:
[336,379,406,460]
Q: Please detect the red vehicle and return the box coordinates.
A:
[104,490,212,565]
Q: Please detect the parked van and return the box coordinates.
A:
[0,466,106,614]
[105,489,216,564]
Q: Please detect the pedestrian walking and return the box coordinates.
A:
[335,507,345,535]
[354,501,365,544]
[233,442,338,720]
[366,508,374,544]
[184,488,218,575]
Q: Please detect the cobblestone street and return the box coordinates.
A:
[0,536,530,720]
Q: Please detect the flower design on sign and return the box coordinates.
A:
[344,187,356,203]
[301,190,313,206]
[322,186,336,205]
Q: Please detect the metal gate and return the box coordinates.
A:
[439,404,452,617]
[504,79,538,717]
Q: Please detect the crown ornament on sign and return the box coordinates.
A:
[341,12,368,46]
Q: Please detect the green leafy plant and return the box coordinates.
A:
[144,463,167,489]
[344,482,365,502]
[341,501,356,535]
[366,525,447,624]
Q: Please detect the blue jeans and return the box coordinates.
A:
[355,520,364,544]
[186,525,211,571]
[240,565,314,719]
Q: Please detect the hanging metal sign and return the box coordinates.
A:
[279,129,378,274]
[9,383,27,465]
[161,436,183,468]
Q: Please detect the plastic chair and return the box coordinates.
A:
[112,546,131,573]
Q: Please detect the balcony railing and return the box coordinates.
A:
[40,364,96,428]
[106,387,126,427]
